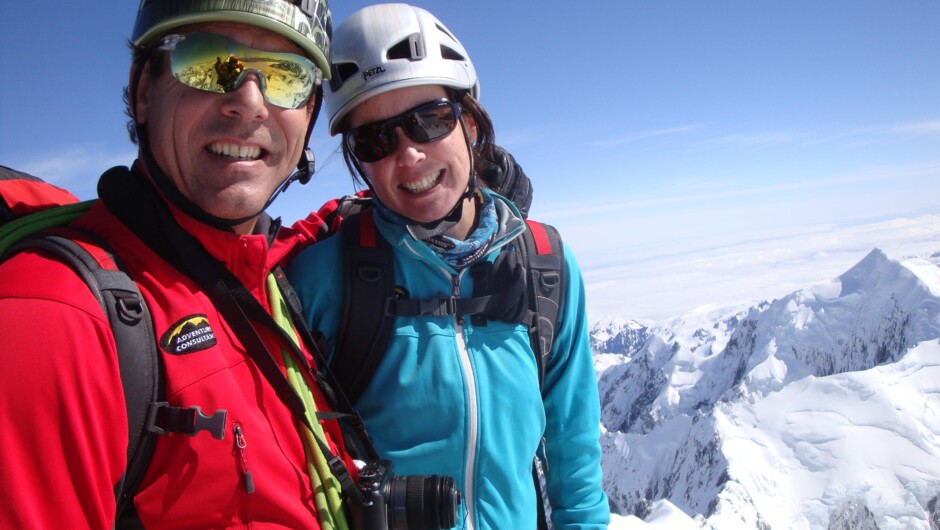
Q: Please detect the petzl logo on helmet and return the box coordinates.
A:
[362,66,386,82]
[160,315,218,355]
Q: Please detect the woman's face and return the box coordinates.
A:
[345,85,475,224]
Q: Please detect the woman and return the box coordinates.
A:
[289,4,610,529]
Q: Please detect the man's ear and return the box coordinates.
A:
[131,60,153,125]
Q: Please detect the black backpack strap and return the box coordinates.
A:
[519,220,565,393]
[331,209,398,405]
[317,192,374,238]
[519,220,565,530]
[6,229,162,528]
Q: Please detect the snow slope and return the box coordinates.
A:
[596,248,940,529]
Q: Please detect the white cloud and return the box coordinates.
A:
[882,119,940,135]
[539,162,940,222]
[699,131,797,148]
[581,214,940,323]
[592,123,708,148]
[800,118,940,148]
[13,145,137,199]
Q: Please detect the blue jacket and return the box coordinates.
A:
[289,190,609,529]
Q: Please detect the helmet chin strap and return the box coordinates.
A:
[354,114,478,242]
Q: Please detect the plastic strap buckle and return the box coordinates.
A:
[146,402,228,440]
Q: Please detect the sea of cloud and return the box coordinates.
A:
[580,213,940,323]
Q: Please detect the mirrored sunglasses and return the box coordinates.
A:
[345,99,462,163]
[158,32,322,109]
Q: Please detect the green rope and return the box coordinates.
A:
[267,274,349,530]
[0,200,93,256]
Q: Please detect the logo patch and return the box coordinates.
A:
[362,65,386,82]
[160,315,218,355]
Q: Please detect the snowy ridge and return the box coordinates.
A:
[594,248,940,529]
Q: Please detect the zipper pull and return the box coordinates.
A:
[234,424,256,494]
[452,276,465,325]
[540,436,550,472]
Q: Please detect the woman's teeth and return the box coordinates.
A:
[209,143,262,160]
[401,171,441,193]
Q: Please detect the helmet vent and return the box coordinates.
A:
[330,62,360,91]
[440,46,466,62]
[387,33,426,61]
[435,23,456,41]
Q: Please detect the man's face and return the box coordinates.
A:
[135,22,313,233]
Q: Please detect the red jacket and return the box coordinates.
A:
[0,173,347,529]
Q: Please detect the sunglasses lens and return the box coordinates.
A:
[347,126,394,163]
[347,101,459,163]
[166,33,318,109]
[403,102,458,143]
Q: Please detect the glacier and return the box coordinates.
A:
[595,248,940,529]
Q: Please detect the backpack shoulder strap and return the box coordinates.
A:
[6,228,162,526]
[519,219,566,393]
[330,208,398,404]
[316,191,374,238]
[519,220,565,530]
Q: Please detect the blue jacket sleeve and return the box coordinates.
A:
[287,235,346,361]
[541,243,611,528]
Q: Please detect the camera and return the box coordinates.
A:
[347,460,461,530]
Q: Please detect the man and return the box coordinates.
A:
[0,1,357,528]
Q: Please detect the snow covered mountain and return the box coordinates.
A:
[593,248,940,529]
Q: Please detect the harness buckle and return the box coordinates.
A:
[418,295,457,317]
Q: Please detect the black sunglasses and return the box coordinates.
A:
[345,99,462,163]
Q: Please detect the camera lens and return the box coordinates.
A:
[386,474,461,530]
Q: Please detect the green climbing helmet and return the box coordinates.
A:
[131,0,332,79]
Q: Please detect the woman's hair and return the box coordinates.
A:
[340,88,497,189]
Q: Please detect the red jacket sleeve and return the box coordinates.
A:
[0,253,127,529]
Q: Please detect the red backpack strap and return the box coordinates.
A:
[358,207,378,248]
[525,219,555,255]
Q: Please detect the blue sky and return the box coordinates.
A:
[2,1,939,322]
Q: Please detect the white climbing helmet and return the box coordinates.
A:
[325,3,479,135]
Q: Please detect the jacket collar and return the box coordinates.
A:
[373,188,526,269]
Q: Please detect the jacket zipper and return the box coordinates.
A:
[233,424,255,494]
[452,273,477,530]
[403,239,480,529]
